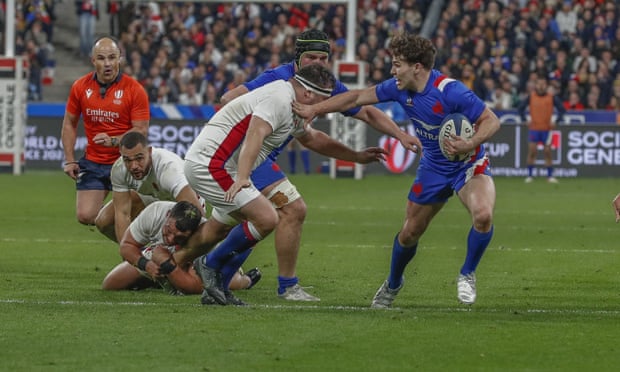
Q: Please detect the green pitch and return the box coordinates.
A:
[1,171,619,371]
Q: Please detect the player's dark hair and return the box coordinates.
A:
[295,29,331,69]
[169,201,202,233]
[294,64,336,94]
[389,33,436,69]
[119,131,148,149]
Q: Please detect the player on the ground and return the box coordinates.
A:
[99,132,260,291]
[95,131,204,243]
[102,201,202,293]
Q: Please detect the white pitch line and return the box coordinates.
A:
[1,237,615,254]
[323,244,618,254]
[1,299,619,316]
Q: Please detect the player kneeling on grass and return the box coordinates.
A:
[102,201,261,294]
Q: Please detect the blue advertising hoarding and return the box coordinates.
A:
[21,103,620,177]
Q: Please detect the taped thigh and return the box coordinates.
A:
[264,179,301,209]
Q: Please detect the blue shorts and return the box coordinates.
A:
[408,156,492,204]
[250,158,286,191]
[528,130,551,145]
[76,158,113,191]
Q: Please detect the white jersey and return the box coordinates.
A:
[128,201,175,247]
[184,79,306,220]
[111,147,188,201]
[185,80,306,173]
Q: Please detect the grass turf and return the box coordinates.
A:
[0,171,619,371]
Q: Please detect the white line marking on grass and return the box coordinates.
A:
[2,299,619,316]
[0,237,110,244]
[324,244,617,254]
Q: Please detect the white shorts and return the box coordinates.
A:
[184,160,261,224]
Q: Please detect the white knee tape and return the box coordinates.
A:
[265,179,301,209]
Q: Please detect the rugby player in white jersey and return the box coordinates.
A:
[181,64,388,305]
[98,132,260,291]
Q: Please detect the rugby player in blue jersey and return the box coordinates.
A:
[208,29,420,302]
[293,33,500,307]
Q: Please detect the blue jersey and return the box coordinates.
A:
[375,69,487,175]
[247,61,361,190]
[245,62,361,117]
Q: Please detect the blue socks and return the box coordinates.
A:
[301,149,310,174]
[288,150,296,174]
[221,249,252,289]
[527,165,533,177]
[460,226,494,275]
[205,222,258,270]
[384,226,493,287]
[388,234,417,289]
[547,167,554,178]
[288,150,311,174]
[277,276,299,295]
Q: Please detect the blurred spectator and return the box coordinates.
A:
[496,76,517,110]
[595,58,614,107]
[24,19,49,48]
[23,0,55,42]
[203,82,219,105]
[460,64,476,90]
[556,1,578,39]
[106,1,120,37]
[178,82,203,105]
[68,0,617,112]
[154,83,174,104]
[24,39,47,101]
[607,96,620,110]
[75,0,98,58]
[564,91,585,110]
[585,85,601,109]
[565,78,586,103]
[610,27,620,63]
[612,79,620,103]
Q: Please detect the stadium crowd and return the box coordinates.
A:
[6,0,620,109]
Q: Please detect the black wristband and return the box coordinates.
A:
[64,161,79,166]
[136,256,149,271]
[159,258,177,275]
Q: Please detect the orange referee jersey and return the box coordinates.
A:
[66,72,150,164]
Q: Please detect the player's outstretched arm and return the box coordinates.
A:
[297,128,387,164]
[292,86,374,125]
[220,85,249,106]
[353,105,421,153]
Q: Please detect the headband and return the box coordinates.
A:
[294,74,332,97]
[295,39,331,68]
[295,40,331,54]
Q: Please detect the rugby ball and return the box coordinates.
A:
[438,113,475,161]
